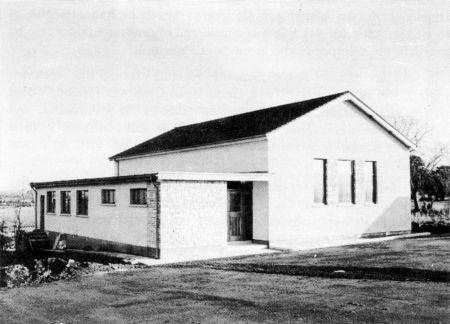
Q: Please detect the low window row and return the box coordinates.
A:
[313,159,377,205]
[46,188,147,216]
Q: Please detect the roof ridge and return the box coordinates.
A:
[174,91,348,129]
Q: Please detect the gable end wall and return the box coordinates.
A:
[267,100,411,244]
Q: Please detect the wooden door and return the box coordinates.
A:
[39,195,45,229]
[228,189,245,241]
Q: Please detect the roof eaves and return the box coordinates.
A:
[344,91,417,149]
[110,135,267,161]
[108,128,178,161]
[30,174,157,189]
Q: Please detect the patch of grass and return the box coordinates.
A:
[0,236,449,323]
[187,235,450,272]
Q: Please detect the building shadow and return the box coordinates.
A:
[190,263,450,283]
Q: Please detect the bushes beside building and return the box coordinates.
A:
[2,257,83,288]
[412,201,450,234]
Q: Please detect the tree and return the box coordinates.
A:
[0,219,13,270]
[390,116,429,147]
[410,155,427,211]
[434,166,450,199]
[388,116,449,211]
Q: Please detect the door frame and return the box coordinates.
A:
[227,182,253,242]
[228,189,245,241]
[39,195,45,230]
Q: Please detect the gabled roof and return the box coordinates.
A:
[110,92,346,160]
[110,91,416,161]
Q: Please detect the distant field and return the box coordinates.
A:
[412,200,449,212]
[0,207,35,228]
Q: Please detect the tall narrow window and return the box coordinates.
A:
[130,189,147,205]
[364,161,377,203]
[77,190,89,216]
[313,159,327,204]
[60,191,71,214]
[337,160,355,204]
[46,191,56,213]
[101,189,115,204]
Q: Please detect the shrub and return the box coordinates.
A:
[412,204,450,234]
[0,219,13,253]
[32,259,52,283]
[5,264,31,288]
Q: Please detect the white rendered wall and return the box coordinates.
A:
[252,181,269,241]
[159,180,228,255]
[118,139,268,175]
[267,100,411,244]
[36,182,149,247]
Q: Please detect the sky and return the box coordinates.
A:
[0,0,449,191]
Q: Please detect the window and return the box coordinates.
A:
[229,191,242,212]
[364,161,377,203]
[337,160,355,204]
[101,189,115,204]
[46,191,56,213]
[130,189,147,205]
[60,191,71,214]
[77,190,89,216]
[313,159,327,204]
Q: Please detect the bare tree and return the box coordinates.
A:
[390,116,429,147]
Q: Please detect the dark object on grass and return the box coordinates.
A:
[47,257,66,275]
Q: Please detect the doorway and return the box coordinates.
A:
[39,195,45,229]
[227,182,252,241]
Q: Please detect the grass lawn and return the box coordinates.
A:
[0,236,449,324]
[191,234,450,273]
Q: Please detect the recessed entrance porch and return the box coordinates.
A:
[227,182,253,242]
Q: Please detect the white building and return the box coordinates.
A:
[31,92,415,258]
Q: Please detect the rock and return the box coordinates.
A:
[42,270,52,279]
[66,259,77,268]
[347,301,361,306]
[56,240,66,250]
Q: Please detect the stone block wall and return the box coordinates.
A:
[146,182,160,257]
[159,180,227,251]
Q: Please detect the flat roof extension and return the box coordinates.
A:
[30,171,270,189]
[30,174,156,189]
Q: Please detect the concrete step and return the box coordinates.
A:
[151,244,275,265]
